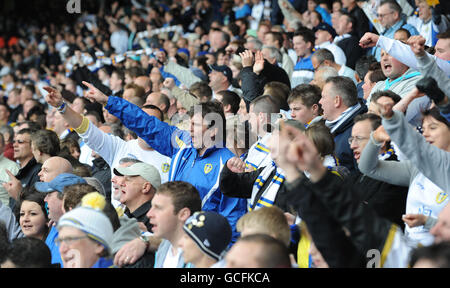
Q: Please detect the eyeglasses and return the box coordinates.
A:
[377,11,394,18]
[55,236,89,245]
[348,136,369,145]
[13,139,30,144]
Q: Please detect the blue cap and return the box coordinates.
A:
[210,65,233,84]
[315,22,337,39]
[35,173,87,194]
[177,48,190,59]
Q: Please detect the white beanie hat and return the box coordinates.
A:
[57,192,113,253]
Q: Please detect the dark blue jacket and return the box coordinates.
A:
[332,101,367,173]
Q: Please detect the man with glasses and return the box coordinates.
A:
[347,113,408,228]
[372,0,419,61]
[3,128,41,208]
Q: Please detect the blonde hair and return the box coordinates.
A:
[237,206,290,247]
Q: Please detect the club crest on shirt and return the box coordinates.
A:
[204,163,213,174]
[161,163,170,173]
[436,192,448,204]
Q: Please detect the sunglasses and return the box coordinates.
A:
[13,140,30,144]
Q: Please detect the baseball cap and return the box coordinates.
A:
[113,162,161,189]
[183,211,232,261]
[315,22,337,39]
[35,173,87,194]
[210,65,233,84]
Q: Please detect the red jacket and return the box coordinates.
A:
[3,142,14,161]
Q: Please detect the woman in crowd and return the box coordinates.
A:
[18,190,49,241]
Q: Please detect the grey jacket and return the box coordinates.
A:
[0,201,24,242]
[110,215,142,255]
[416,53,450,116]
[359,111,450,192]
[154,239,187,268]
[164,61,202,88]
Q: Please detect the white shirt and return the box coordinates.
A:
[110,29,129,54]
[80,120,171,206]
[250,2,265,30]
[316,41,347,67]
[376,35,450,77]
[78,141,94,166]
[333,34,351,44]
[405,173,448,246]
[162,244,183,268]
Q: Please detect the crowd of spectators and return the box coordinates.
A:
[0,0,449,268]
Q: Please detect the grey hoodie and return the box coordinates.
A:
[0,201,24,242]
[110,215,141,255]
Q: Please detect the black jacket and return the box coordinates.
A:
[287,171,395,266]
[219,164,291,212]
[331,100,367,174]
[91,157,112,201]
[125,200,152,232]
[345,6,372,39]
[71,66,112,97]
[351,172,407,229]
[16,157,41,190]
[284,175,366,267]
[10,157,42,211]
[240,60,291,108]
[336,35,366,70]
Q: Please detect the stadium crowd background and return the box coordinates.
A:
[0,0,449,268]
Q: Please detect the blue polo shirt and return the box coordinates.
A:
[45,226,63,266]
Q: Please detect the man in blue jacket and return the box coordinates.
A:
[71,81,247,243]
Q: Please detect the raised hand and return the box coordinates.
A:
[82,81,109,105]
[43,86,64,108]
[3,169,22,201]
[253,50,265,75]
[163,78,176,90]
[286,126,322,175]
[407,35,426,57]
[372,125,391,144]
[226,157,247,173]
[402,214,428,228]
[113,237,147,267]
[359,32,380,49]
[375,96,395,120]
[239,50,255,68]
[155,50,167,66]
[415,77,446,104]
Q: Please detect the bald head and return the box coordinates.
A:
[134,76,152,93]
[38,156,73,182]
[145,92,170,114]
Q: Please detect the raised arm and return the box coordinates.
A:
[219,157,262,199]
[239,50,266,104]
[376,97,450,192]
[44,86,129,165]
[271,124,405,267]
[358,128,413,187]
[163,78,200,111]
[83,81,189,158]
[360,33,450,77]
